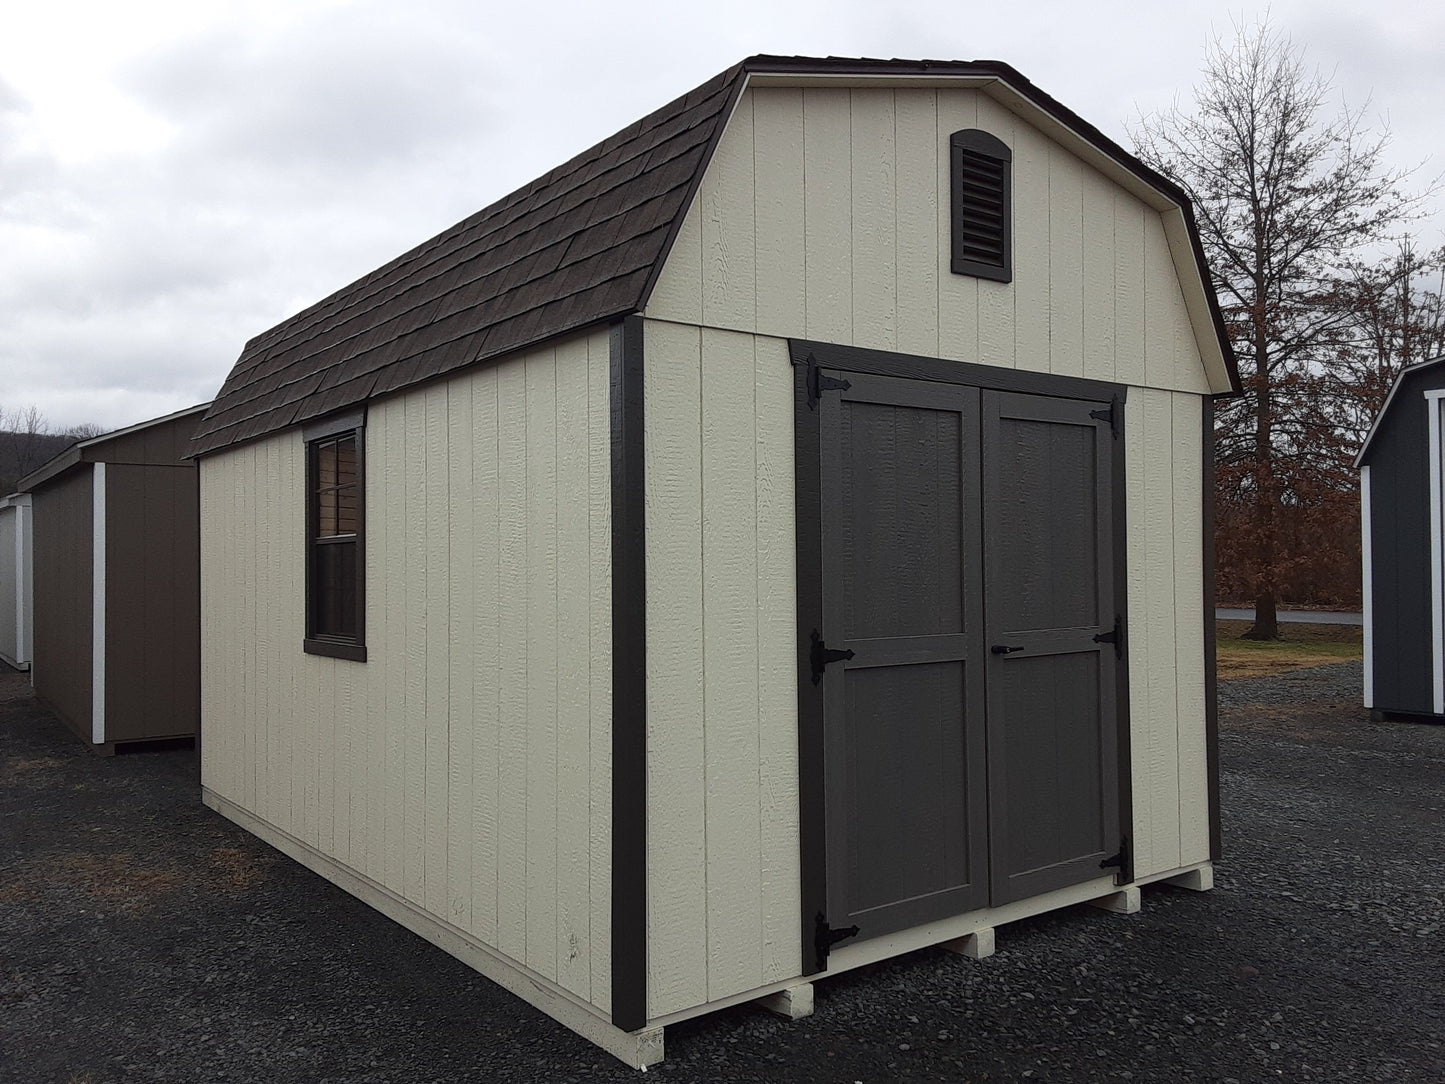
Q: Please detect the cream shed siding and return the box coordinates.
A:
[638,84,1218,1017]
[201,328,614,1011]
[648,86,1215,397]
[638,326,1211,1016]
[642,323,800,1019]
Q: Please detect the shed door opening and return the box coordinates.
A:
[815,372,1121,943]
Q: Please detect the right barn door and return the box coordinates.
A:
[980,390,1120,905]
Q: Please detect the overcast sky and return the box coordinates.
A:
[2,0,1442,433]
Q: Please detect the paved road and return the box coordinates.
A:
[1217,608,1362,625]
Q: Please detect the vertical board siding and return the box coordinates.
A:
[1120,387,1212,877]
[644,86,1215,910]
[1170,395,1211,864]
[642,320,709,1017]
[643,323,802,1017]
[752,88,807,339]
[894,89,941,360]
[198,328,612,1013]
[646,85,1213,396]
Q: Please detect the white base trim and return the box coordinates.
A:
[201,789,665,1070]
[205,790,1218,1067]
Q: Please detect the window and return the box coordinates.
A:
[304,410,366,660]
[950,129,1012,282]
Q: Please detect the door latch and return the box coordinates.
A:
[990,644,1024,655]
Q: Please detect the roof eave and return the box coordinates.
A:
[1355,354,1445,467]
[17,402,212,491]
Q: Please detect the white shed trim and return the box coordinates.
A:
[1425,390,1445,713]
[91,461,106,744]
[1360,465,1373,709]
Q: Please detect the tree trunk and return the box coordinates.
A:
[1245,590,1280,640]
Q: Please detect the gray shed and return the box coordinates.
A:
[191,56,1240,1067]
[20,404,208,752]
[0,493,33,670]
[1356,355,1445,717]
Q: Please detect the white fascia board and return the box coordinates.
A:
[1356,356,1445,467]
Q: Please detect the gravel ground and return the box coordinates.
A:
[2,659,1443,1083]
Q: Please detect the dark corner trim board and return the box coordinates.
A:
[1110,396,1134,884]
[1202,397,1222,860]
[610,314,649,1032]
[792,351,828,975]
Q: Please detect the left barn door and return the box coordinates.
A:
[817,372,991,940]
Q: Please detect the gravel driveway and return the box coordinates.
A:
[2,660,1442,1083]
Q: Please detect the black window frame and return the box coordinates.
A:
[303,408,367,661]
[950,128,1013,283]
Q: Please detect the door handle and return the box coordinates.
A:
[990,644,1024,655]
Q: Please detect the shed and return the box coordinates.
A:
[1356,355,1445,717]
[20,404,209,752]
[191,56,1239,1068]
[0,493,33,670]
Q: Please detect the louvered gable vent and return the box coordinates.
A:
[950,129,1012,282]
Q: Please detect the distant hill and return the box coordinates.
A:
[0,430,79,495]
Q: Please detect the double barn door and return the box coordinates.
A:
[812,367,1122,946]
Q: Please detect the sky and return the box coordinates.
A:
[2,0,1442,434]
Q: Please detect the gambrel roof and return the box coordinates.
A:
[192,55,1239,457]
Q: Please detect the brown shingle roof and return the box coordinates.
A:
[191,62,743,456]
[193,56,1238,456]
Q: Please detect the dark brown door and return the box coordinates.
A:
[981,390,1120,904]
[816,374,1121,941]
[819,373,990,939]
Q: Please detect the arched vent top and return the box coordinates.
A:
[950,129,1012,283]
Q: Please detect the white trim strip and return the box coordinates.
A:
[1360,465,1374,709]
[92,463,106,743]
[1427,393,1445,714]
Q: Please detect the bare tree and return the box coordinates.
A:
[1131,19,1430,638]
[64,422,109,441]
[0,403,72,493]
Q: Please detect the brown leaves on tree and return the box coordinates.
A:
[1131,18,1440,635]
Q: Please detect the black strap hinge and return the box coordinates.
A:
[1093,614,1124,661]
[810,629,854,685]
[1100,836,1129,872]
[800,352,851,410]
[1090,396,1122,439]
[813,912,861,970]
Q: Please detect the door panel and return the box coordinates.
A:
[820,372,989,937]
[814,372,1122,943]
[982,390,1119,904]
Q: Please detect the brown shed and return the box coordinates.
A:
[19,404,209,753]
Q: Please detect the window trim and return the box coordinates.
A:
[950,128,1013,283]
[303,408,367,662]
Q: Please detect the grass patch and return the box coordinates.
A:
[1216,619,1362,681]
